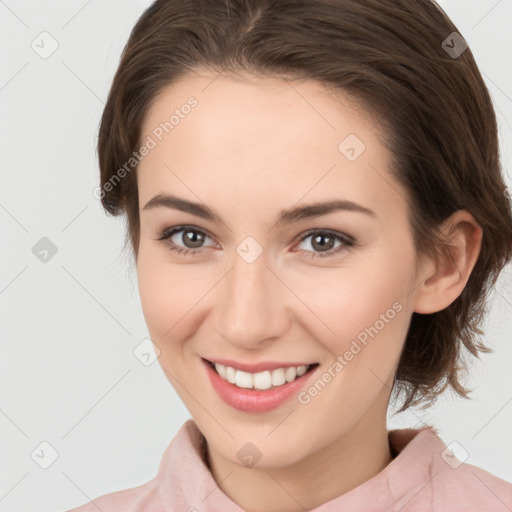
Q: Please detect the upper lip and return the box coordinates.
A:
[204,357,317,373]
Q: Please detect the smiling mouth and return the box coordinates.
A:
[204,359,320,390]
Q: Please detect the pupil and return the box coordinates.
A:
[184,231,204,248]
[312,233,334,251]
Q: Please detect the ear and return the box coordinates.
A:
[413,210,483,314]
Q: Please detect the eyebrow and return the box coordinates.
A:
[142,193,376,225]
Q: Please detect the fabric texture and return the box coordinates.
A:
[66,419,512,511]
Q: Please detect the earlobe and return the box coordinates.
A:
[413,211,483,314]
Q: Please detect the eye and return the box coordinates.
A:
[294,230,355,259]
[155,226,355,259]
[155,226,216,257]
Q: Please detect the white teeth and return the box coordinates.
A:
[216,363,227,380]
[226,365,236,384]
[253,370,272,390]
[297,365,307,376]
[285,366,297,382]
[235,370,254,389]
[271,368,286,386]
[213,363,311,390]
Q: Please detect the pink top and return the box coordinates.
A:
[66,419,512,511]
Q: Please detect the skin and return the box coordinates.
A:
[135,70,482,512]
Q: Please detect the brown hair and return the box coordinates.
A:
[97,0,512,412]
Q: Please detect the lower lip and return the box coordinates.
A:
[202,359,319,413]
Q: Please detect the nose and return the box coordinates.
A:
[213,249,290,350]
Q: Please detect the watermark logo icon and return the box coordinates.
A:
[31,441,59,469]
[133,338,160,366]
[441,441,469,469]
[32,237,58,263]
[31,31,59,59]
[237,442,262,468]
[236,236,263,264]
[442,32,468,59]
[339,134,366,161]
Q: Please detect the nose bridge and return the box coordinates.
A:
[214,247,288,348]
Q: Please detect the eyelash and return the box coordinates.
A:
[155,225,356,260]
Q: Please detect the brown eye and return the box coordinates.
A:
[310,233,336,252]
[156,226,216,256]
[180,230,206,248]
[296,230,355,259]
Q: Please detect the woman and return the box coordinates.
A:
[70,0,512,510]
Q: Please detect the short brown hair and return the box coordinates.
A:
[97,0,512,412]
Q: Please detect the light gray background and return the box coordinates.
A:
[1,1,511,511]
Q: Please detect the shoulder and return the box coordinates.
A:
[415,427,512,510]
[386,426,512,510]
[430,451,512,509]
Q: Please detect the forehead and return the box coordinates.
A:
[137,71,399,216]
[141,70,375,148]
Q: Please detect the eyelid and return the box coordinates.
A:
[157,224,212,239]
[293,228,355,246]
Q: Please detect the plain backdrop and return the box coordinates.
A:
[1,1,511,511]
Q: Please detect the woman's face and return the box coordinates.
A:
[136,71,427,468]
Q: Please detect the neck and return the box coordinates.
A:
[204,413,393,512]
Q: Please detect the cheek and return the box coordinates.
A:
[136,246,215,343]
[299,271,410,424]
[136,247,186,339]
[303,255,412,361]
